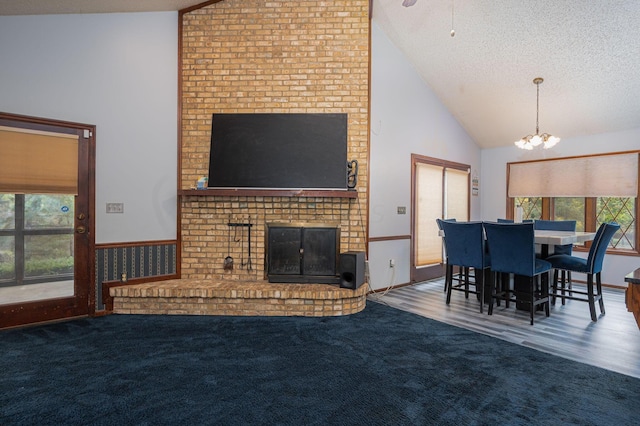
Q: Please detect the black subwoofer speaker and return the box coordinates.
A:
[339,251,366,289]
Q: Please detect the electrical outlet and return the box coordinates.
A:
[397,206,406,215]
[106,203,124,214]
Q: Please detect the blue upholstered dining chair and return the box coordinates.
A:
[534,219,577,302]
[483,222,552,325]
[439,220,490,313]
[436,218,465,293]
[545,222,620,322]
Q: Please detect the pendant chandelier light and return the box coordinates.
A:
[514,77,560,150]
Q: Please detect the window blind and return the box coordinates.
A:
[0,125,79,195]
[446,168,469,220]
[415,163,443,266]
[508,152,638,198]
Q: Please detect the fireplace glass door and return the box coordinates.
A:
[267,224,339,284]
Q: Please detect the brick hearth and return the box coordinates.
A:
[110,279,367,317]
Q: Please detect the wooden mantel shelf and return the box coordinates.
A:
[179,188,358,198]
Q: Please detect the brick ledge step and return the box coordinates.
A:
[109,279,368,317]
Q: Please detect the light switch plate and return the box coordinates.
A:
[106,203,124,214]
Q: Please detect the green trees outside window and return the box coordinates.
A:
[0,194,75,283]
[512,195,635,251]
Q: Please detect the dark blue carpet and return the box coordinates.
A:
[1,301,639,425]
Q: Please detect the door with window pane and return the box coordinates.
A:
[0,114,94,328]
[411,155,469,283]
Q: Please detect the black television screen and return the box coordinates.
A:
[207,113,348,190]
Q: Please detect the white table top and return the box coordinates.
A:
[533,230,596,245]
[437,228,597,245]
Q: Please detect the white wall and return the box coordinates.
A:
[369,22,482,291]
[481,127,640,285]
[0,12,178,244]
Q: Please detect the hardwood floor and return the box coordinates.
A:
[369,278,640,379]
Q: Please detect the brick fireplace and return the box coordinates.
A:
[110,192,369,316]
[179,0,370,282]
[133,0,372,317]
[180,196,362,282]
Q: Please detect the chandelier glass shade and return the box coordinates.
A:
[514,77,560,150]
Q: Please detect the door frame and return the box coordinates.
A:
[0,112,96,329]
[410,154,470,283]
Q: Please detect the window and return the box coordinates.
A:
[0,193,75,287]
[597,197,635,250]
[412,154,470,280]
[415,163,469,266]
[552,197,585,231]
[507,152,639,253]
[515,197,542,221]
[515,196,636,251]
[446,168,469,220]
[0,194,15,281]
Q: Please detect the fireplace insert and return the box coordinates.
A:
[266,222,340,284]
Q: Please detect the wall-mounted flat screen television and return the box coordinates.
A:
[207,113,348,190]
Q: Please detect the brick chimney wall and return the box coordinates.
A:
[179,0,370,280]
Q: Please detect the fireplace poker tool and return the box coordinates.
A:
[224,220,234,271]
[228,221,253,270]
[240,223,244,267]
[247,221,252,270]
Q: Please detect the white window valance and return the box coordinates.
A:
[508,152,639,198]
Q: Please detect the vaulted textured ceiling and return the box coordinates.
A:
[2,0,640,148]
[373,0,640,148]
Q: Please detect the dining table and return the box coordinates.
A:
[534,230,597,258]
[438,225,598,310]
[437,228,597,255]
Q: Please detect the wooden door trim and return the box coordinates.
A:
[0,112,96,329]
[410,154,470,283]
